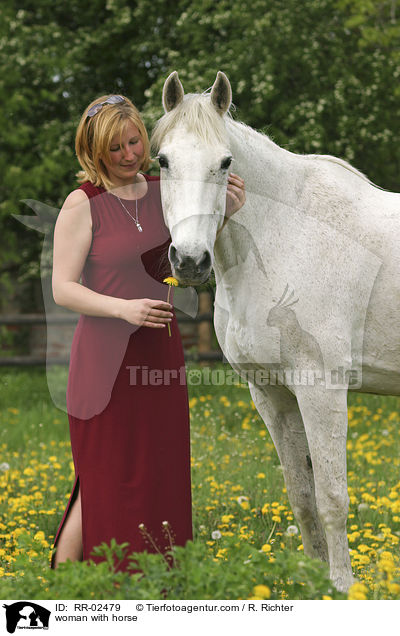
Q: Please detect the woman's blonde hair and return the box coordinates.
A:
[75,94,151,190]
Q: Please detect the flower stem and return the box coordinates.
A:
[166,287,171,337]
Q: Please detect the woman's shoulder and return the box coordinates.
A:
[62,188,89,208]
[57,188,92,231]
[78,180,105,198]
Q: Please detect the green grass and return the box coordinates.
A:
[0,365,400,599]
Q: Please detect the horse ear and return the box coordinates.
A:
[162,71,184,113]
[210,71,232,115]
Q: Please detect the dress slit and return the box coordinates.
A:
[50,474,81,569]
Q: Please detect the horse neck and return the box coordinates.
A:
[212,119,304,283]
[225,118,303,203]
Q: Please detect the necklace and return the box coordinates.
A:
[115,195,143,232]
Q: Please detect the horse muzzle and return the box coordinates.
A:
[169,245,212,285]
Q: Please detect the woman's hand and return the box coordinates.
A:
[216,173,246,238]
[119,298,173,328]
[225,172,246,219]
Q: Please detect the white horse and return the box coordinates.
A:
[151,71,400,592]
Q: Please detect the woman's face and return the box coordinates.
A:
[101,120,145,187]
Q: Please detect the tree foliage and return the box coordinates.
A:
[1,0,399,309]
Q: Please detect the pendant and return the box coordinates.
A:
[137,223,143,232]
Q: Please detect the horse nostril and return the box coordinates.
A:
[169,244,177,263]
[196,251,211,272]
[177,255,195,270]
[169,245,184,269]
[169,246,211,278]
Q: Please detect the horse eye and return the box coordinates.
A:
[220,156,233,170]
[157,155,169,169]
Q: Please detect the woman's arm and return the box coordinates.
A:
[52,190,173,328]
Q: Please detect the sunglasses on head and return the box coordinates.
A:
[86,95,125,118]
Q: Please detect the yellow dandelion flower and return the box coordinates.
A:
[356,554,370,566]
[215,548,228,560]
[253,584,271,599]
[163,276,179,286]
[348,582,368,600]
[261,543,272,553]
[379,559,395,574]
[358,544,371,553]
[387,583,400,595]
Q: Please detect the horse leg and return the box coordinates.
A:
[294,383,353,593]
[249,382,328,562]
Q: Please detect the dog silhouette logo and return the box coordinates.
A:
[2,602,50,633]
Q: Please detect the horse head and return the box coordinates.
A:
[151,71,233,285]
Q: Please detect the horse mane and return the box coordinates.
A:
[303,154,384,189]
[151,91,385,191]
[150,93,228,152]
[227,117,385,190]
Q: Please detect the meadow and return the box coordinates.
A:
[1,365,400,600]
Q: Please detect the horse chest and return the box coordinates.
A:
[213,276,281,368]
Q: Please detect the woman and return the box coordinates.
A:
[50,93,245,572]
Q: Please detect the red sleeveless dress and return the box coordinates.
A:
[50,175,193,572]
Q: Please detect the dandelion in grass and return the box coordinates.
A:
[211,530,222,540]
[260,543,272,553]
[348,582,368,600]
[237,495,249,510]
[163,276,179,337]
[252,584,271,599]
